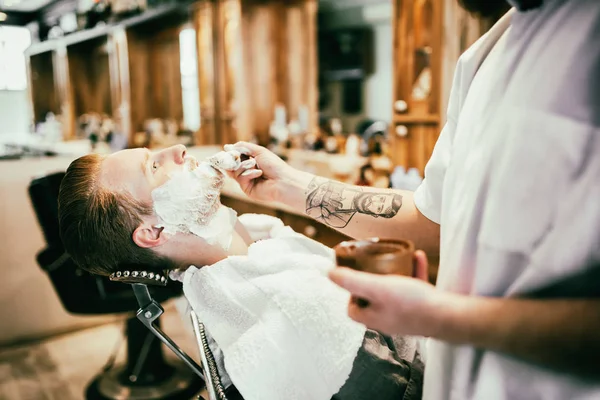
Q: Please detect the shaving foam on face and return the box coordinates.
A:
[151,158,238,250]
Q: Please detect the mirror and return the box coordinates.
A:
[317,0,393,154]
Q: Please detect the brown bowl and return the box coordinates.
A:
[334,238,415,276]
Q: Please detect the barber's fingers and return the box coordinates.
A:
[235,158,257,172]
[226,167,262,182]
[230,141,266,157]
[413,250,429,281]
[234,165,261,180]
[328,267,385,303]
[240,169,262,179]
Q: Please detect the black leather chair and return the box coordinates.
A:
[28,171,204,400]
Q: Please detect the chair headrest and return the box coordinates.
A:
[28,171,66,249]
[109,269,169,286]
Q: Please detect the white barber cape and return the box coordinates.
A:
[414,1,600,400]
[182,215,366,400]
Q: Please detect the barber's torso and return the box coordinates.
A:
[414,1,600,399]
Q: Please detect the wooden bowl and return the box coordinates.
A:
[334,238,415,276]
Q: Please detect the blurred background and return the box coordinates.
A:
[0,0,506,399]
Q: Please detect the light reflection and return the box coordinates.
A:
[179,28,200,132]
[0,26,32,91]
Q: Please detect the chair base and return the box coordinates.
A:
[85,362,204,400]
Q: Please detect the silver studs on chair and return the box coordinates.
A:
[108,269,168,286]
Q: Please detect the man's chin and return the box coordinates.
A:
[196,163,226,189]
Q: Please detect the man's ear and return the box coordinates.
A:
[133,223,167,249]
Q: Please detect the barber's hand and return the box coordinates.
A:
[329,250,446,336]
[225,142,306,203]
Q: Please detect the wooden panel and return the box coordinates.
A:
[238,0,318,145]
[28,52,60,124]
[193,1,218,145]
[150,27,184,122]
[126,21,187,143]
[394,124,439,173]
[53,46,75,140]
[286,0,317,132]
[126,30,150,136]
[109,28,132,140]
[428,0,443,116]
[240,1,275,144]
[391,0,444,174]
[215,0,244,145]
[304,0,318,134]
[67,37,113,120]
[393,0,414,109]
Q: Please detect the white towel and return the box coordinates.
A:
[237,213,284,241]
[183,221,366,400]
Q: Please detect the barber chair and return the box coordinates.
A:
[109,270,236,400]
[28,171,206,400]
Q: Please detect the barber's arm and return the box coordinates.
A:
[328,255,600,379]
[228,142,440,258]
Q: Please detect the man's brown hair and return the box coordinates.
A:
[58,154,174,276]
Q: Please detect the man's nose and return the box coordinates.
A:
[167,144,187,165]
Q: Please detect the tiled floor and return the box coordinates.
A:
[0,300,207,400]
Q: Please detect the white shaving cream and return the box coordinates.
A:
[151,157,238,250]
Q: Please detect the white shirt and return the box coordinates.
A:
[413,1,600,399]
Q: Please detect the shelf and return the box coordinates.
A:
[26,3,191,56]
[393,114,440,125]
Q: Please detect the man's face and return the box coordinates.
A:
[99,144,195,204]
[360,194,394,215]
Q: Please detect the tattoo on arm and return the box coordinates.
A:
[304,177,403,228]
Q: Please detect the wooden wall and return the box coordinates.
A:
[390,0,443,174]
[107,28,132,140]
[53,46,75,140]
[193,1,218,145]
[192,0,318,147]
[238,0,317,145]
[26,0,317,149]
[126,30,151,136]
[28,51,60,124]
[214,0,244,146]
[126,22,185,139]
[67,38,113,118]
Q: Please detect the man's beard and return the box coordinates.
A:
[458,0,510,17]
[151,157,225,232]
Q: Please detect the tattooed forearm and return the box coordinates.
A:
[304,177,403,228]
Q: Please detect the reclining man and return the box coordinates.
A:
[57,144,424,400]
